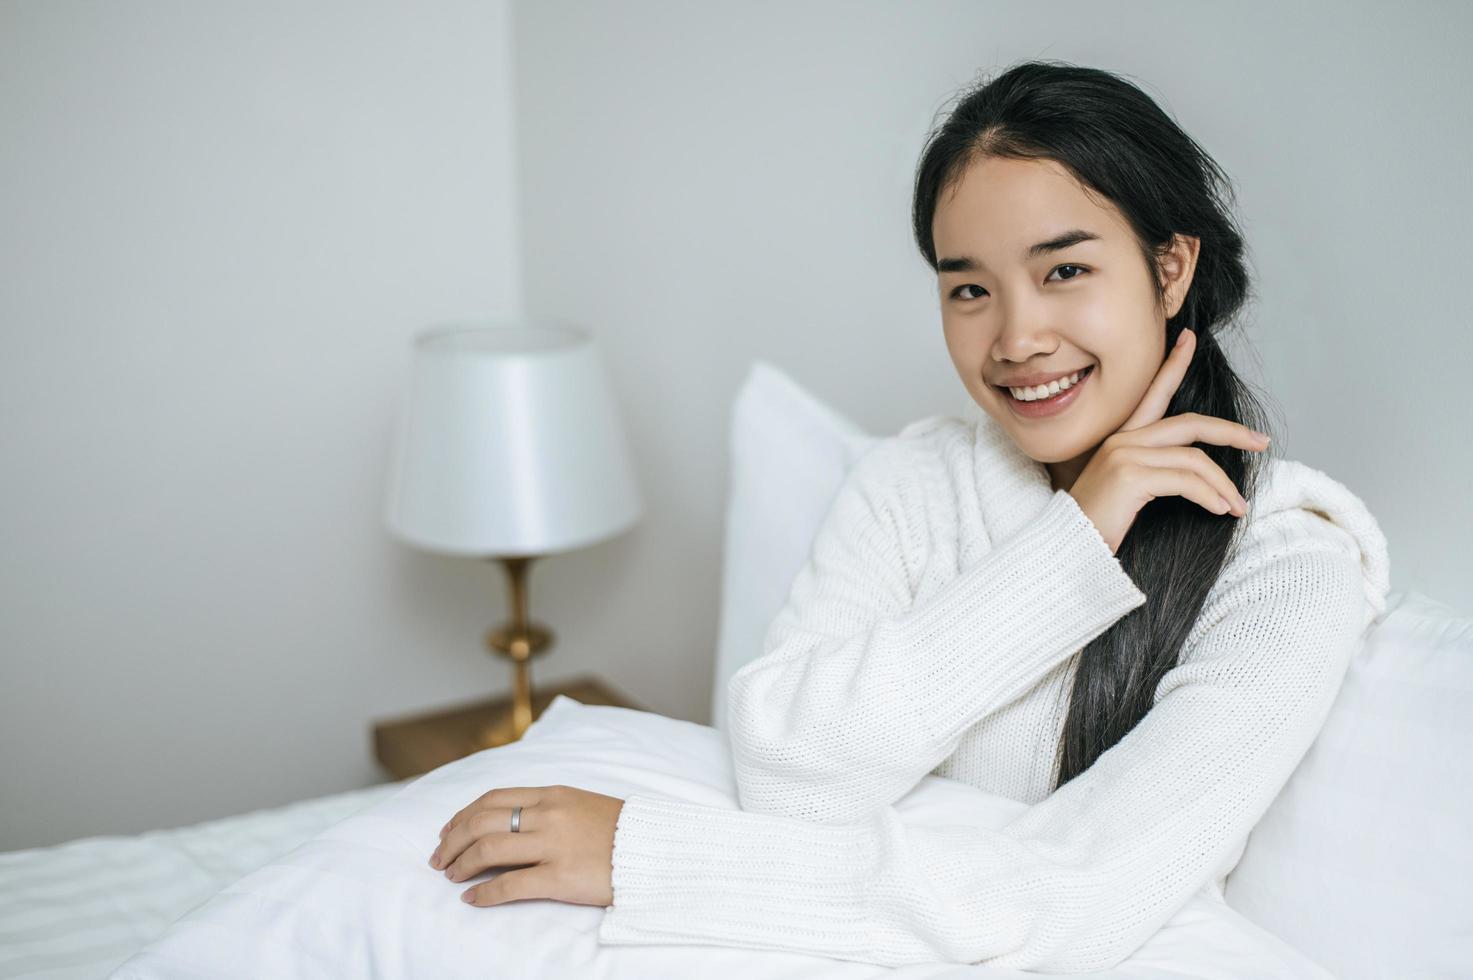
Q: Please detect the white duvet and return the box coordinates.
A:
[0,779,406,979]
[106,695,1332,979]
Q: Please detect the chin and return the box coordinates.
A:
[1014,442,1075,465]
[1001,420,1098,464]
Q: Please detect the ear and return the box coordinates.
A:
[1160,233,1202,320]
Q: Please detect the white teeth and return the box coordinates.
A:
[1008,367,1089,401]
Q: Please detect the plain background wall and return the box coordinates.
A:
[0,0,528,850]
[3,0,1469,850]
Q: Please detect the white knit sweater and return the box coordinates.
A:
[597,413,1391,972]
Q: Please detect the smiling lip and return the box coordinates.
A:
[999,364,1093,419]
[994,365,1094,389]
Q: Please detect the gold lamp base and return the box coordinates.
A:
[473,555,554,749]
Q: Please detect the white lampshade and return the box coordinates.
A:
[384,319,643,557]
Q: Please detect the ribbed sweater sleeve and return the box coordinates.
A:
[725,437,1148,824]
[598,515,1372,971]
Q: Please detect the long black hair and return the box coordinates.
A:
[910,60,1274,791]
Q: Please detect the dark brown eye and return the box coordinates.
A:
[1049,264,1089,281]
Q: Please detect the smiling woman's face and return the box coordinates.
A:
[932,154,1199,491]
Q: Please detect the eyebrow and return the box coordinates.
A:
[937,229,1102,273]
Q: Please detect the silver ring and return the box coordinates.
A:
[510,805,522,833]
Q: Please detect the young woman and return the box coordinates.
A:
[429,61,1390,972]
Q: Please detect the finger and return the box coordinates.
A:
[444,831,545,883]
[440,785,549,844]
[461,863,562,907]
[1128,412,1270,454]
[441,791,497,841]
[442,786,553,840]
[441,787,517,839]
[433,803,538,870]
[1139,446,1248,514]
[1149,466,1241,518]
[1120,328,1195,432]
[435,805,536,870]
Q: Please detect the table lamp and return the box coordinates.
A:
[384,318,643,747]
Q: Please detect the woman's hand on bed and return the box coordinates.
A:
[428,784,625,908]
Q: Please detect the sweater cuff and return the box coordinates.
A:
[882,488,1148,745]
[599,793,877,952]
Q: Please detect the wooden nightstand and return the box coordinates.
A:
[372,674,648,780]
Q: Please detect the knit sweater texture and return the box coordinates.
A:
[597,412,1391,972]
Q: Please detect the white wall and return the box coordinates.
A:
[511,0,1473,732]
[0,1,527,850]
[4,0,1469,851]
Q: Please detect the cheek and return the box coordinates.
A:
[1070,317,1161,403]
[939,322,962,359]
[941,321,985,370]
[1089,360,1156,432]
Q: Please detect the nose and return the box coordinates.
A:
[991,301,1060,367]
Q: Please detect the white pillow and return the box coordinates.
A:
[1224,588,1473,979]
[112,694,1335,980]
[709,361,876,732]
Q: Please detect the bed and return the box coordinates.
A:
[0,780,410,978]
[3,361,1468,979]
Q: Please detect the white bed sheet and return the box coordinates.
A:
[109,696,1335,979]
[0,778,409,979]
